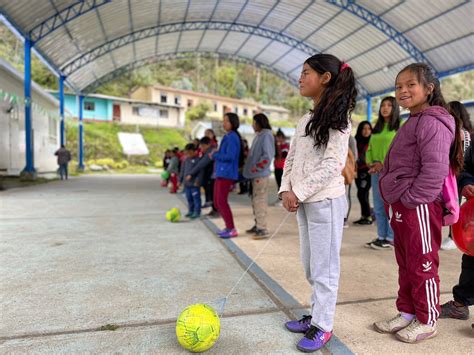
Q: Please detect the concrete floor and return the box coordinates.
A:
[0,174,472,354]
[0,175,308,354]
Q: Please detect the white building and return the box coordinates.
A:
[0,58,60,175]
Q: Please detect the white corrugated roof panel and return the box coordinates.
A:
[235,35,272,58]
[0,0,471,96]
[176,30,206,52]
[218,32,253,54]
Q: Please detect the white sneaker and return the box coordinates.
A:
[441,237,457,250]
[373,313,412,333]
[395,319,437,343]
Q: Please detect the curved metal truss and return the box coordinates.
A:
[83,51,299,93]
[326,0,437,74]
[61,21,319,76]
[29,0,111,44]
[83,50,369,98]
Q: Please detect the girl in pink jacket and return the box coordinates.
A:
[374,63,463,343]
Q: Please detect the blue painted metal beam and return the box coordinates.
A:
[23,38,35,174]
[83,51,300,93]
[78,95,85,171]
[366,96,372,122]
[0,12,80,92]
[61,21,322,76]
[326,0,438,75]
[29,0,111,44]
[343,1,470,66]
[320,0,404,53]
[59,75,66,147]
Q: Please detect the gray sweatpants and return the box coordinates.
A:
[296,195,347,332]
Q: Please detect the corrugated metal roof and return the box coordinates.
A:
[0,0,472,98]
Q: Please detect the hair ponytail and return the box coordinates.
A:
[303,54,357,148]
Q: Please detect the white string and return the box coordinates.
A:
[217,211,293,316]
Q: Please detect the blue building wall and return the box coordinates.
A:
[51,93,113,121]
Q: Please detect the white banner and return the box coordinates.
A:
[118,132,149,155]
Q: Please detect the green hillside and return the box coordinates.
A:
[65,121,187,170]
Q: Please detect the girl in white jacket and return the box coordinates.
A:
[280,54,357,353]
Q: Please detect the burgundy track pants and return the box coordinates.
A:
[386,200,443,326]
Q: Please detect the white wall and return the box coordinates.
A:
[0,61,60,175]
[120,103,184,128]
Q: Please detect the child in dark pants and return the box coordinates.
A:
[179,144,203,219]
[186,137,218,214]
[440,140,474,331]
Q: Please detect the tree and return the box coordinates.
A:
[235,81,247,99]
[171,77,193,90]
[185,102,211,121]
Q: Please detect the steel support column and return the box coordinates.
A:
[78,95,85,171]
[22,38,36,177]
[59,75,65,147]
[367,96,372,122]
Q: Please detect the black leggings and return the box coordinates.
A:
[453,254,474,306]
[274,168,283,190]
[355,170,372,218]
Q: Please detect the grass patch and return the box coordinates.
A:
[66,121,188,167]
[0,176,57,190]
[98,324,120,331]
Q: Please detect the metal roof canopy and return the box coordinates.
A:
[0,0,473,99]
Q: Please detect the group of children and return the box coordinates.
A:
[281,54,472,352]
[162,52,471,352]
[163,130,218,219]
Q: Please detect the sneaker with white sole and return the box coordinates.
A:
[395,319,437,343]
[370,239,394,250]
[373,313,412,333]
[441,237,457,250]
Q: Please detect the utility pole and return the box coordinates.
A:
[196,53,201,91]
[214,55,219,95]
[255,67,261,96]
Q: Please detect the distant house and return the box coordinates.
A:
[0,58,60,175]
[131,84,291,122]
[49,92,185,128]
[192,121,295,147]
[257,104,290,122]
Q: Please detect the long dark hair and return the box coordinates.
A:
[225,112,245,168]
[398,63,462,175]
[303,54,357,148]
[253,113,272,130]
[372,96,400,134]
[449,101,472,133]
[355,121,372,145]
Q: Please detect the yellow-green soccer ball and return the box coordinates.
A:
[166,208,181,222]
[176,304,220,352]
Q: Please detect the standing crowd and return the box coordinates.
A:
[160,53,473,352]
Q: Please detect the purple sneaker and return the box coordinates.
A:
[297,326,332,353]
[219,228,238,238]
[285,315,312,333]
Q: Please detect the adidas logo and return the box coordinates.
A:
[395,212,402,222]
[422,261,432,272]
